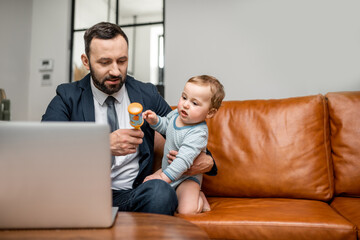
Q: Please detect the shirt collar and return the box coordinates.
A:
[90,76,125,106]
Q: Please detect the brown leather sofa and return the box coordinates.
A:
[155,91,360,240]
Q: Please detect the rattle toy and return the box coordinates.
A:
[128,102,144,129]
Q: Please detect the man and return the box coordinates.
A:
[42,22,216,215]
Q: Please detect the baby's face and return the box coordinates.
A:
[177,82,213,125]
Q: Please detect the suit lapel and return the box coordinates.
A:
[79,74,95,122]
[126,76,144,106]
[125,76,148,154]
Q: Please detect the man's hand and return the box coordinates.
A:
[143,169,171,183]
[110,129,144,156]
[167,150,214,176]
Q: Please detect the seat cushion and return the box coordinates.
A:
[326,91,360,197]
[203,95,333,201]
[331,197,360,239]
[177,198,356,240]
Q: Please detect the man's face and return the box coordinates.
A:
[81,35,128,95]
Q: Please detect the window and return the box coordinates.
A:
[69,0,164,95]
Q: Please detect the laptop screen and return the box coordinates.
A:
[0,122,116,229]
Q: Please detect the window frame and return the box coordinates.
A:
[68,0,165,95]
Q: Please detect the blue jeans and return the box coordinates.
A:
[112,179,178,215]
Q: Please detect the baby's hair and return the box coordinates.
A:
[187,75,225,110]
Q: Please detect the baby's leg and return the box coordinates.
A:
[176,179,203,214]
[199,190,211,212]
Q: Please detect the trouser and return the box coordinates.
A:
[112,179,178,215]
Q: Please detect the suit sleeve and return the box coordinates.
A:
[41,84,72,121]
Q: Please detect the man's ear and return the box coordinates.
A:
[81,54,90,70]
[206,108,217,119]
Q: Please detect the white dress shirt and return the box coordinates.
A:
[90,78,140,190]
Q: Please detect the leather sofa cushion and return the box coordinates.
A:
[326,91,360,197]
[331,197,360,239]
[178,198,356,240]
[203,95,333,201]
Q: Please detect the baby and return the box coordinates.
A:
[143,75,225,214]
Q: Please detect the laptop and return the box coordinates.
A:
[0,121,118,229]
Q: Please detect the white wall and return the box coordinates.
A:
[164,0,360,105]
[2,0,360,120]
[0,0,32,120]
[28,0,71,121]
[0,0,71,121]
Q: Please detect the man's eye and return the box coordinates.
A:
[99,61,110,65]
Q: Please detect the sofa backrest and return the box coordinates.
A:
[326,91,360,197]
[203,95,334,201]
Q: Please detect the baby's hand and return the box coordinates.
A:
[142,110,158,126]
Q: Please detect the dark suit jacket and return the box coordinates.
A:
[42,74,172,188]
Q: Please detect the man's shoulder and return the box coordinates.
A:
[125,75,161,101]
[126,75,157,91]
[56,75,90,94]
[126,75,171,117]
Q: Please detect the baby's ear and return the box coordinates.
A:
[206,108,217,119]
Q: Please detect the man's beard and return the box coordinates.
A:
[89,64,126,95]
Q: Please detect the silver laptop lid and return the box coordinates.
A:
[0,122,115,229]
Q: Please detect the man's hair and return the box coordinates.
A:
[187,75,225,110]
[83,22,129,58]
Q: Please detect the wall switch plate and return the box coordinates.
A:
[41,73,52,86]
[39,59,54,71]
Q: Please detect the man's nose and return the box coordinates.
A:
[109,63,121,76]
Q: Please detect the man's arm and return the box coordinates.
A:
[143,169,171,183]
[167,149,217,176]
[204,149,217,176]
[42,85,72,121]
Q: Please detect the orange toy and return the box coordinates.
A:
[128,102,144,129]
